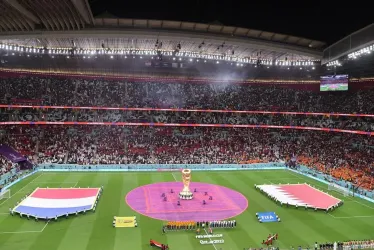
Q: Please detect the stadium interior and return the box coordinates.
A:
[0,1,373,250]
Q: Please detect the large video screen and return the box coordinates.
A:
[320,75,349,91]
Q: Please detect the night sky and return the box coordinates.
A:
[89,0,373,46]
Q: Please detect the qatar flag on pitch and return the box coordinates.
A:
[14,188,100,218]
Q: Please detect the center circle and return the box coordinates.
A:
[125,182,248,221]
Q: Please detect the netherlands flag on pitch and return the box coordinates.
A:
[13,188,100,219]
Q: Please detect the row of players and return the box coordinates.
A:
[164,220,237,230]
[317,240,374,250]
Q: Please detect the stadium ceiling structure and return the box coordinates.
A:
[0,0,325,64]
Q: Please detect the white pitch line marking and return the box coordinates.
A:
[171,173,178,182]
[40,221,49,232]
[0,230,42,235]
[0,173,44,207]
[264,177,304,181]
[32,181,79,188]
[352,200,374,210]
[204,228,218,250]
[0,220,49,235]
[329,214,374,219]
[32,182,78,184]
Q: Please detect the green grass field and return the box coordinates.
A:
[0,170,373,250]
[320,84,348,91]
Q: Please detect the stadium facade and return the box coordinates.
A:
[323,24,374,78]
[0,0,324,79]
[0,1,372,80]
[0,1,373,80]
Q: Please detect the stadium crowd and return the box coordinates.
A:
[0,156,17,175]
[0,75,373,194]
[0,76,374,113]
[1,126,373,192]
[1,108,373,132]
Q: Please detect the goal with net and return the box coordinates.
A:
[328,182,352,197]
[0,189,10,200]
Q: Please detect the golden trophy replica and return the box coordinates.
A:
[179,169,193,200]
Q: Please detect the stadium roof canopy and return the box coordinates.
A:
[323,23,374,64]
[0,0,325,62]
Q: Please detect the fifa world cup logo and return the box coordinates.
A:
[181,169,191,192]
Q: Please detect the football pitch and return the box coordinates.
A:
[320,84,348,91]
[0,170,373,250]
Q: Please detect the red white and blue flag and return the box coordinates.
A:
[13,188,100,219]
